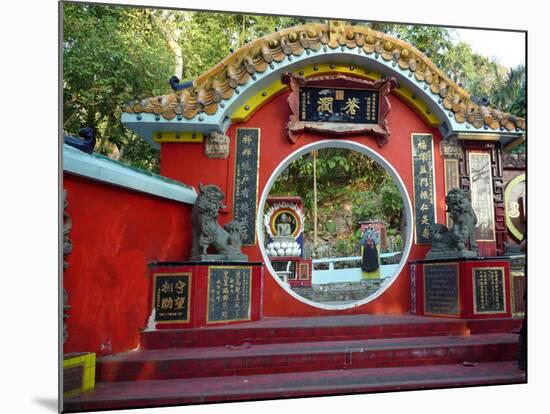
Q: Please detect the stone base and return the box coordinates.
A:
[410,257,512,318]
[149,261,263,328]
[293,280,382,303]
[189,253,248,262]
[425,249,478,260]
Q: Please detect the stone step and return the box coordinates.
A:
[98,333,518,382]
[141,314,478,349]
[64,361,526,412]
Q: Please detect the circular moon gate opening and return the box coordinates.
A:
[257,140,414,310]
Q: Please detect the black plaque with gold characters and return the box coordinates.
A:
[424,263,459,316]
[473,267,506,314]
[299,87,380,124]
[153,273,191,323]
[281,73,397,146]
[207,266,252,323]
[412,134,436,244]
[233,128,260,245]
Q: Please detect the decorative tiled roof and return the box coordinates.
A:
[122,21,525,132]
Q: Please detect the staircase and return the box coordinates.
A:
[64,314,525,412]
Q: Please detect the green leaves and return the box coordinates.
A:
[63,4,174,168]
[270,149,404,251]
[63,4,307,170]
[64,5,526,171]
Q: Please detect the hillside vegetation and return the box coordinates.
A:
[269,149,404,258]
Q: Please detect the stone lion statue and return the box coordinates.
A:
[446,188,478,251]
[426,188,478,259]
[190,183,248,261]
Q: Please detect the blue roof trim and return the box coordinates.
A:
[63,144,197,204]
[123,48,524,146]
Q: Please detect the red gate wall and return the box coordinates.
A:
[63,174,193,356]
[160,88,446,317]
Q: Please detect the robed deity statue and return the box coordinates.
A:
[360,226,380,272]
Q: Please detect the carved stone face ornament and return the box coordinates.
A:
[440,138,463,159]
[204,131,230,159]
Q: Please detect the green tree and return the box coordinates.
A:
[63,4,174,171]
[63,4,304,171]
[64,4,526,171]
[490,65,525,117]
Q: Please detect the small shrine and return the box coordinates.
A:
[263,196,312,287]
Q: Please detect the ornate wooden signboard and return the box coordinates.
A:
[444,160,460,226]
[281,72,397,146]
[207,266,252,323]
[153,273,191,323]
[472,267,506,314]
[411,134,436,244]
[233,128,260,245]
[423,263,459,317]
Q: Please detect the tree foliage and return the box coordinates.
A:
[63,4,306,170]
[270,149,404,247]
[63,4,174,171]
[63,4,526,173]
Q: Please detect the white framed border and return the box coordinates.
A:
[256,139,414,310]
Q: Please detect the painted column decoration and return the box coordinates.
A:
[233,128,260,245]
[440,138,462,227]
[468,152,496,242]
[411,133,436,244]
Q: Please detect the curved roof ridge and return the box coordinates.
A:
[122,21,525,132]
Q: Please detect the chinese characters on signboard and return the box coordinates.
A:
[424,264,459,316]
[412,134,436,244]
[207,266,252,323]
[153,273,190,322]
[233,128,260,245]
[299,87,380,124]
[468,152,496,241]
[473,267,505,313]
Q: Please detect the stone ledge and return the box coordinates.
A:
[63,144,197,204]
